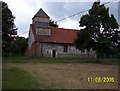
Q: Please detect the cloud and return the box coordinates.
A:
[3,0,46,37]
[58,18,80,29]
[45,2,93,21]
[105,2,118,21]
[119,1,120,23]
[2,0,119,38]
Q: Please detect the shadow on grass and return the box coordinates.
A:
[2,67,39,89]
[2,67,52,89]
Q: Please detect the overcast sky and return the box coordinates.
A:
[3,0,120,38]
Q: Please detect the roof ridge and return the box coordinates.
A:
[51,27,80,31]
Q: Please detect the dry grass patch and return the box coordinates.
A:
[3,63,118,89]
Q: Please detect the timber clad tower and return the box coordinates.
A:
[32,8,51,36]
[25,8,95,57]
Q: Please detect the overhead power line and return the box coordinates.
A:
[103,0,117,5]
[19,0,117,35]
[57,9,89,22]
[57,0,117,22]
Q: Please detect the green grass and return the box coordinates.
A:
[3,68,40,89]
[2,56,120,64]
[3,67,61,89]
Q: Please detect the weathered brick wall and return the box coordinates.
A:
[33,17,49,23]
[36,28,51,36]
[25,42,41,57]
[40,43,96,57]
[28,26,35,49]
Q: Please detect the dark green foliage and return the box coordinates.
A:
[3,56,119,64]
[49,19,58,28]
[10,36,27,56]
[13,36,28,54]
[3,36,28,56]
[74,2,120,58]
[2,2,28,57]
[2,2,17,54]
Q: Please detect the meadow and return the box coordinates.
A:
[2,57,119,89]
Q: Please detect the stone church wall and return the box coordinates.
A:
[40,43,96,57]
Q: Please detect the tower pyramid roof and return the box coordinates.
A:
[33,8,49,18]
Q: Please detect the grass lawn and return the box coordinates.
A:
[2,56,119,89]
[2,56,120,64]
[3,63,118,89]
[2,67,46,89]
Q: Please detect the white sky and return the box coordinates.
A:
[2,0,120,38]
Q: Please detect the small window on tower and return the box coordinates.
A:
[63,45,68,52]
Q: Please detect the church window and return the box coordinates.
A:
[63,45,68,52]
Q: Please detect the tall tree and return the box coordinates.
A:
[2,2,17,54]
[9,36,28,55]
[49,19,58,28]
[74,1,120,58]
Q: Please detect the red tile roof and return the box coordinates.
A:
[31,24,80,44]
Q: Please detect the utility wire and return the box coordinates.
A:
[57,9,89,22]
[19,0,117,35]
[57,0,117,22]
[102,0,117,5]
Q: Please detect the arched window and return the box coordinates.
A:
[52,49,56,57]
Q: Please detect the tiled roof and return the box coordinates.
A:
[33,8,49,18]
[31,24,80,44]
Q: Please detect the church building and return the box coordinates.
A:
[25,8,95,57]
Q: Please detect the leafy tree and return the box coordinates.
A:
[49,19,58,28]
[14,36,28,54]
[74,1,120,58]
[2,2,17,54]
[6,36,28,56]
